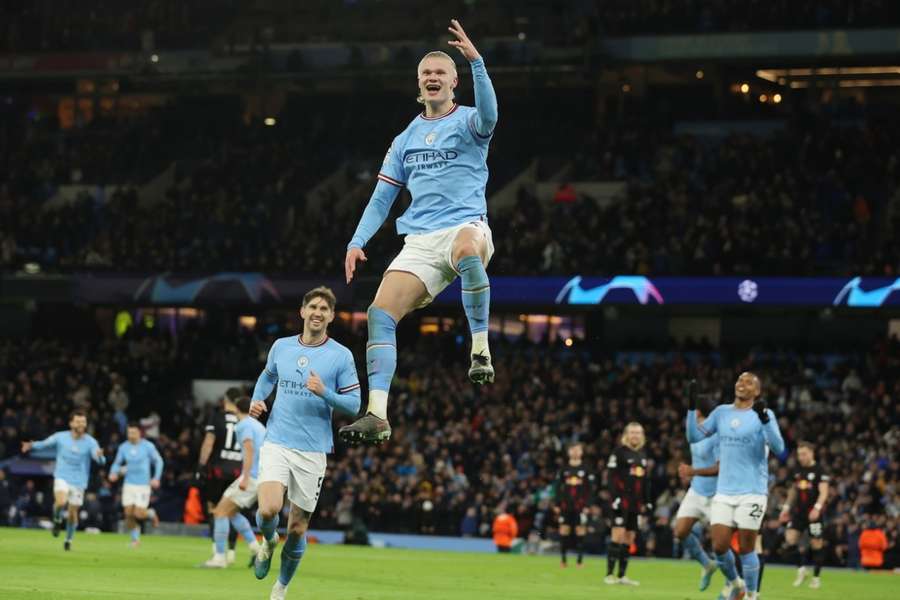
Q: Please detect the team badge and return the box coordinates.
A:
[730,418,741,429]
[297,356,309,368]
[425,131,437,145]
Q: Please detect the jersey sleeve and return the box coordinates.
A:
[31,431,61,451]
[252,340,279,402]
[336,348,361,396]
[377,136,407,187]
[264,340,279,377]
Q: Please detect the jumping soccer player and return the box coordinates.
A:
[687,372,785,600]
[249,287,361,600]
[555,442,595,568]
[780,441,830,589]
[676,386,721,591]
[605,422,652,586]
[109,422,164,547]
[195,387,245,563]
[21,409,106,551]
[340,19,498,446]
[204,397,265,568]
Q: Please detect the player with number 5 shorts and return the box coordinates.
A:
[687,372,784,600]
[248,287,361,600]
[340,19,498,447]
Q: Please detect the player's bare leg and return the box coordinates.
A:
[254,482,285,579]
[339,272,426,446]
[451,226,493,384]
[270,503,311,600]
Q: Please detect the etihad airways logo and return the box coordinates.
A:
[405,150,459,164]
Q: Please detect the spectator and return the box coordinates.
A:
[859,519,888,569]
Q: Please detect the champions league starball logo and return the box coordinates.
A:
[555,276,664,305]
[833,277,900,307]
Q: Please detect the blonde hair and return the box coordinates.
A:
[621,422,646,450]
[416,51,457,105]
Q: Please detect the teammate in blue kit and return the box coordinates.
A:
[340,19,498,446]
[109,422,164,548]
[204,397,265,568]
[675,382,721,592]
[249,287,361,600]
[687,372,785,600]
[21,409,106,551]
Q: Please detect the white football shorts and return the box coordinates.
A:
[675,488,713,522]
[122,483,152,509]
[258,443,326,513]
[710,493,768,530]
[53,478,85,507]
[222,476,259,509]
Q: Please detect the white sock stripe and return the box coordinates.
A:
[366,343,395,350]
[462,285,491,293]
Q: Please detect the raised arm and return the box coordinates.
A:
[686,409,716,443]
[26,432,60,453]
[448,19,497,138]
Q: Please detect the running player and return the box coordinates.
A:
[780,441,830,589]
[109,422,164,547]
[20,409,106,551]
[675,383,720,591]
[687,372,784,600]
[204,397,265,568]
[555,443,595,568]
[604,422,651,586]
[195,387,245,562]
[249,287,361,600]
[339,19,498,446]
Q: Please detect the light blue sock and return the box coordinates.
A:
[741,551,760,592]
[366,306,397,393]
[65,520,76,542]
[256,510,279,542]
[213,517,229,555]
[457,255,490,334]
[278,533,307,587]
[230,513,256,544]
[130,527,140,542]
[716,550,739,582]
[683,532,712,568]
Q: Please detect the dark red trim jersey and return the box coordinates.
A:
[792,462,829,514]
[606,446,651,512]
[555,465,596,512]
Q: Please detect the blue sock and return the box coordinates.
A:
[278,533,307,587]
[65,520,76,542]
[230,513,256,545]
[256,510,279,542]
[741,552,760,592]
[683,532,712,568]
[130,527,140,542]
[716,550,739,582]
[366,306,397,394]
[213,516,229,555]
[457,255,490,335]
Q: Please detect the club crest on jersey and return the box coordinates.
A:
[424,131,437,145]
[730,418,741,429]
[297,356,309,368]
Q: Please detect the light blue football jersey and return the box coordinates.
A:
[378,103,492,235]
[111,439,164,485]
[235,417,266,479]
[688,434,719,497]
[32,431,104,490]
[687,405,784,496]
[252,335,360,453]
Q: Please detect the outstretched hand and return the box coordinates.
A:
[448,19,481,62]
[345,247,367,284]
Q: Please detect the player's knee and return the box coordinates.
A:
[287,520,308,537]
[452,240,480,264]
[258,505,279,520]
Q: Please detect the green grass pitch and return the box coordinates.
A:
[0,528,894,599]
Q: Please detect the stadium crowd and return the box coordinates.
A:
[1,323,897,569]
[3,111,899,277]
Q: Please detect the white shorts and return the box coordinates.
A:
[258,443,326,513]
[222,476,259,509]
[53,479,85,507]
[710,493,768,530]
[387,220,495,308]
[676,488,713,522]
[122,484,152,509]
